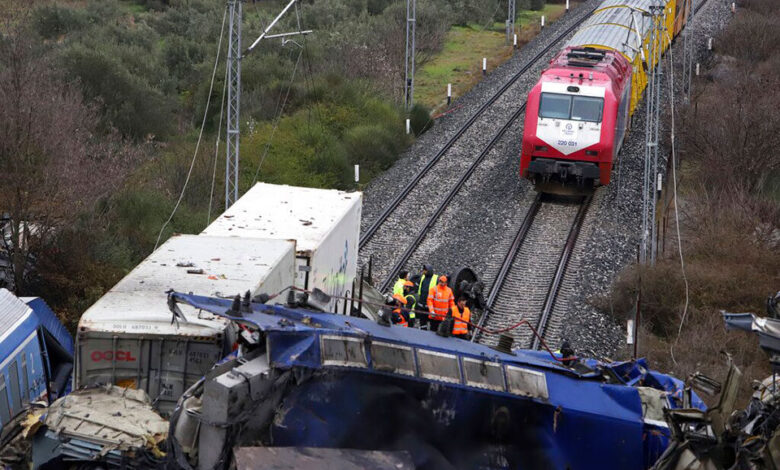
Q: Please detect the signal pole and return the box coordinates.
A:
[404,0,416,110]
[506,0,516,44]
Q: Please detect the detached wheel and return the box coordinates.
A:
[449,266,479,299]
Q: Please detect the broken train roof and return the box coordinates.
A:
[169,290,704,411]
[0,288,73,360]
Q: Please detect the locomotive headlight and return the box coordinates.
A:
[535,145,549,152]
[586,150,598,156]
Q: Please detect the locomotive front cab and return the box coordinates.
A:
[529,83,606,187]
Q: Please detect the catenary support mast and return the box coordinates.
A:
[224,0,309,209]
[225,0,242,209]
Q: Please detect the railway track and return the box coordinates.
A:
[475,194,592,349]
[470,0,712,349]
[360,4,598,290]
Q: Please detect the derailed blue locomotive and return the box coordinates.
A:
[0,289,73,448]
[155,291,704,470]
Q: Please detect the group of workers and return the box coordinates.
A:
[389,265,472,339]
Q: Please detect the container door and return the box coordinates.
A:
[296,256,310,290]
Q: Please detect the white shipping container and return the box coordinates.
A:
[202,183,362,313]
[76,235,296,413]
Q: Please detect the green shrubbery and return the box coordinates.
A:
[32,4,89,38]
[408,103,433,136]
[242,76,408,190]
[9,0,498,318]
[61,45,176,139]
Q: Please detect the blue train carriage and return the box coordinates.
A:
[168,291,706,470]
[0,289,74,446]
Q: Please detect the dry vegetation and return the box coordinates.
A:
[600,0,780,405]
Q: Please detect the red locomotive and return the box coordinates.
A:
[520,47,632,192]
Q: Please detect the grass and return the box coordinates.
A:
[415,3,573,114]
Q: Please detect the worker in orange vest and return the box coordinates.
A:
[452,296,471,339]
[391,303,408,327]
[392,281,414,327]
[427,275,454,333]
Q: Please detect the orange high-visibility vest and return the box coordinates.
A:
[427,284,454,321]
[393,307,408,327]
[452,305,471,335]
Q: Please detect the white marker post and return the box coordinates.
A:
[731,2,735,13]
[354,164,360,184]
[707,37,713,50]
[566,0,569,12]
[695,63,700,76]
[482,57,487,75]
[513,33,518,49]
[656,172,662,196]
[406,118,411,135]
[541,16,545,29]
[627,319,635,345]
[447,83,452,106]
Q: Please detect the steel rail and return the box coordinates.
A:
[359,6,597,250]
[531,195,592,349]
[471,193,543,342]
[378,102,528,292]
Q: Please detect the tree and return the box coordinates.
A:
[0,26,140,293]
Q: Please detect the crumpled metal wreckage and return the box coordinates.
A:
[652,301,780,470]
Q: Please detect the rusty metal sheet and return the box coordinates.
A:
[233,447,415,470]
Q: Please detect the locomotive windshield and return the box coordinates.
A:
[571,96,603,122]
[539,93,571,119]
[539,92,603,123]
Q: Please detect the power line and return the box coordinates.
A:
[154,6,228,251]
[208,65,229,226]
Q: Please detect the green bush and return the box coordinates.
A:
[240,75,406,190]
[109,188,206,259]
[345,125,397,176]
[409,103,433,136]
[61,45,175,139]
[32,5,89,39]
[164,36,207,86]
[451,0,500,26]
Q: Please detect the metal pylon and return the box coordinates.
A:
[225,0,242,209]
[404,0,416,110]
[641,6,664,265]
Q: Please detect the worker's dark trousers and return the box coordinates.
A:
[452,333,468,340]
[429,319,442,333]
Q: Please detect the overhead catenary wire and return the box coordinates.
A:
[155,6,228,250]
[208,65,229,226]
